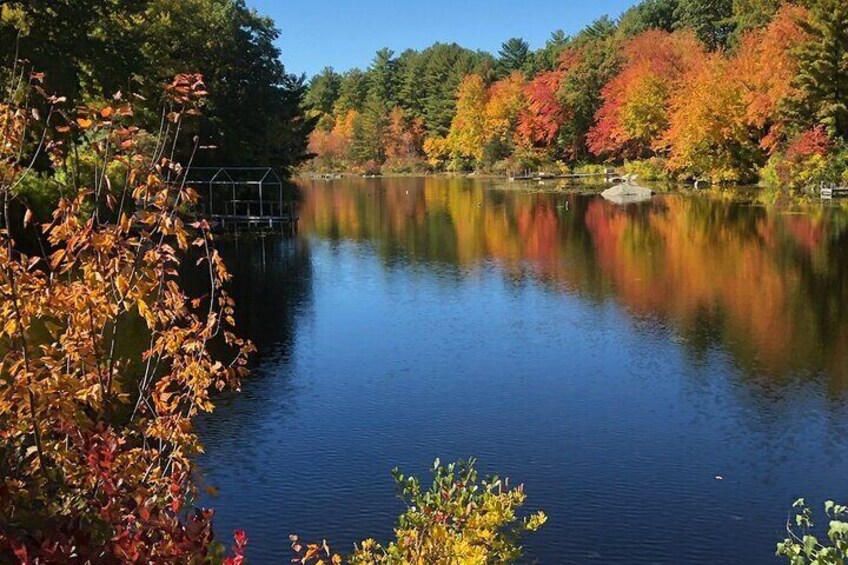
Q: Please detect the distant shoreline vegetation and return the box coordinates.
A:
[302,0,848,192]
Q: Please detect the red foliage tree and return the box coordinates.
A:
[517,70,567,148]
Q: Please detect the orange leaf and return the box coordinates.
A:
[76,118,93,129]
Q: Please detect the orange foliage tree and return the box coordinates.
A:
[443,71,530,168]
[661,53,752,182]
[483,72,527,154]
[0,68,252,562]
[383,107,425,162]
[661,6,808,182]
[307,109,359,170]
[588,30,705,160]
[733,5,809,150]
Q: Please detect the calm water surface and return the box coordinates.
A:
[198,178,848,564]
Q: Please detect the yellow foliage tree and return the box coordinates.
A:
[446,74,489,162]
[662,53,753,182]
[483,72,527,150]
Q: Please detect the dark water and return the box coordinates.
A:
[197,177,848,564]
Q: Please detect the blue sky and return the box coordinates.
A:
[247,0,638,78]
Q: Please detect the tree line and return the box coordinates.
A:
[304,0,848,189]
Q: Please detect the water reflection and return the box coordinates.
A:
[300,177,848,388]
[218,236,312,358]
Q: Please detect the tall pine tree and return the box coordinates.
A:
[794,0,848,140]
[674,0,734,50]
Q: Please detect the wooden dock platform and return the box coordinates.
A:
[509,169,620,182]
[821,185,848,199]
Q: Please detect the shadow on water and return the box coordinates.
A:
[195,236,313,536]
[197,177,848,564]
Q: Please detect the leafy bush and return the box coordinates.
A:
[760,128,848,192]
[573,162,609,176]
[11,172,61,220]
[624,157,670,181]
[0,70,253,563]
[381,157,429,175]
[291,459,547,565]
[358,160,383,176]
[777,499,848,564]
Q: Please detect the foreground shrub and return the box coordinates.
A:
[291,459,547,565]
[0,67,252,562]
[777,499,848,564]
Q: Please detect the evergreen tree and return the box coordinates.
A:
[533,30,570,73]
[731,0,784,37]
[793,0,848,140]
[617,0,680,37]
[497,38,531,77]
[368,48,400,107]
[349,94,389,164]
[575,15,618,45]
[334,69,369,115]
[416,44,493,137]
[674,0,734,50]
[305,67,342,114]
[396,48,425,118]
[557,35,622,160]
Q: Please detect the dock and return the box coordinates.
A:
[821,184,848,199]
[509,169,620,183]
[183,167,299,233]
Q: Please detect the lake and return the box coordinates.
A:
[197,177,848,564]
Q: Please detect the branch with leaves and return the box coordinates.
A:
[0,64,253,563]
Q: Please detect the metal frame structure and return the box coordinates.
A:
[182,167,295,230]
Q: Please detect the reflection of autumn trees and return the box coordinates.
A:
[300,178,848,383]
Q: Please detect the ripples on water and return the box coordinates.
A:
[197,178,848,564]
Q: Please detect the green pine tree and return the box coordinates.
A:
[794,0,848,140]
[674,0,734,50]
[496,38,531,77]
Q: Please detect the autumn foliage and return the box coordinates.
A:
[662,5,809,182]
[305,3,846,188]
[291,459,546,565]
[588,30,705,159]
[0,68,252,563]
[518,70,567,148]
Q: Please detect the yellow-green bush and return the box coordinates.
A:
[292,459,546,565]
[623,158,669,181]
[777,499,848,564]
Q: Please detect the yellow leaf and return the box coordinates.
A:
[138,299,150,319]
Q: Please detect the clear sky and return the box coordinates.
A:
[247,0,639,78]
